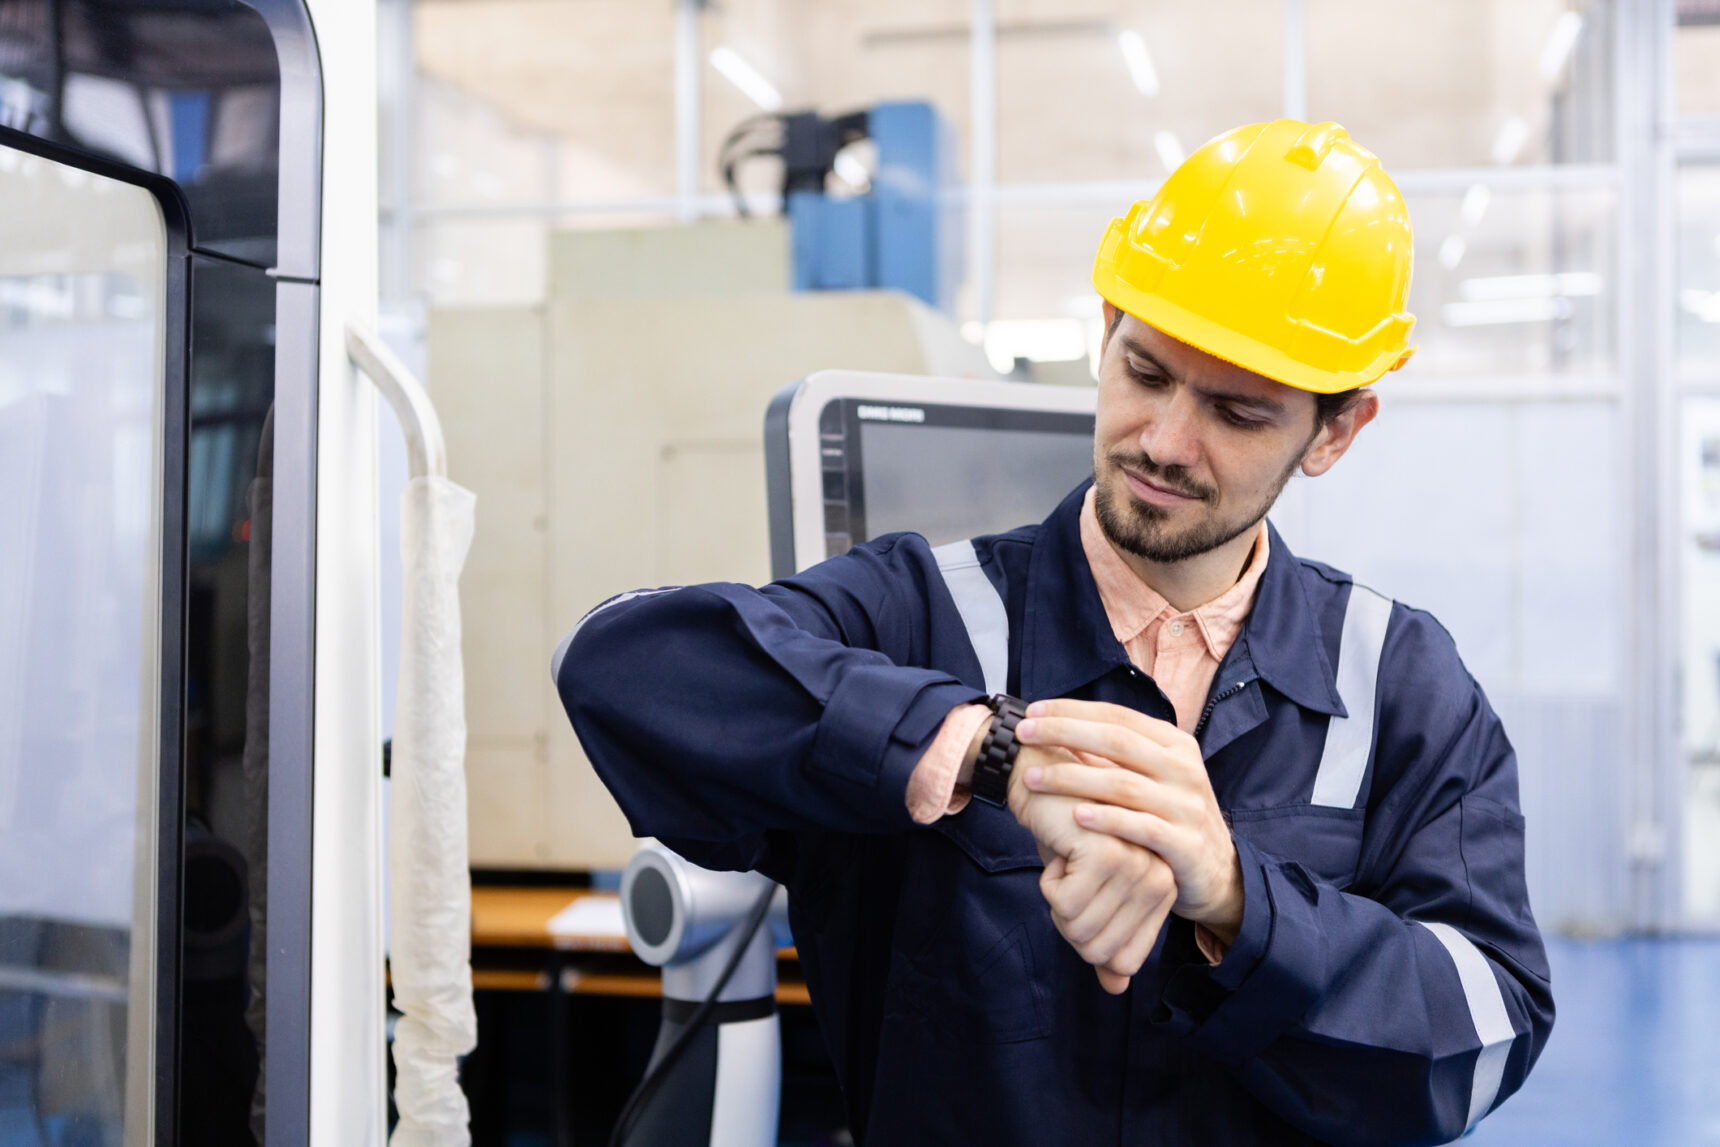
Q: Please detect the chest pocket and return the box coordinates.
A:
[1228,805,1366,888]
[884,806,1053,1046]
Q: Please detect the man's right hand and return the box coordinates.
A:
[1006,745,1179,994]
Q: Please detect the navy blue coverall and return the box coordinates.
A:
[554,481,1554,1146]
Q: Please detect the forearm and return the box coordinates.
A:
[558,582,983,843]
[1153,839,1553,1146]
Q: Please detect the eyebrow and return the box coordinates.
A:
[1118,337,1288,417]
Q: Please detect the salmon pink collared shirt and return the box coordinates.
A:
[903,485,1271,824]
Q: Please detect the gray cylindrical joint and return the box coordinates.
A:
[620,843,791,1001]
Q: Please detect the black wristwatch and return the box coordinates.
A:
[970,694,1029,808]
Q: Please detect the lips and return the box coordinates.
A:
[1121,465,1202,507]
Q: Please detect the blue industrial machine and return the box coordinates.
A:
[719,101,962,314]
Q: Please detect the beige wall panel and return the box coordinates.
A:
[465,742,551,866]
[427,307,547,743]
[548,218,792,304]
[542,289,991,869]
[426,306,561,868]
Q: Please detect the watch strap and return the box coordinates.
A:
[971,693,1029,808]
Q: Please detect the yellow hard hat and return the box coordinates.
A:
[1093,119,1416,394]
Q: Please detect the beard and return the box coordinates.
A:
[1093,447,1304,564]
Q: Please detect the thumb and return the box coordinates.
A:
[1095,967,1131,995]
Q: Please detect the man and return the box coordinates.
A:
[555,120,1553,1145]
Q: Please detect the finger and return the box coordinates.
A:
[1041,854,1111,926]
[1078,897,1152,970]
[1072,803,1181,860]
[1026,698,1187,749]
[1024,762,1168,816]
[1095,967,1131,995]
[1108,883,1178,975]
[1047,865,1134,945]
[1018,717,1190,784]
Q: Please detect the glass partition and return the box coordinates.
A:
[1306,0,1615,168]
[0,142,166,1144]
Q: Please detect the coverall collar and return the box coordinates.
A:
[1022,482,1345,718]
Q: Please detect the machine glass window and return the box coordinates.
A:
[1675,7,1720,120]
[1678,165,1720,383]
[992,185,1618,384]
[0,141,166,1142]
[1681,393,1720,928]
[1305,0,1615,169]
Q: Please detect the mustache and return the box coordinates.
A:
[1105,451,1216,502]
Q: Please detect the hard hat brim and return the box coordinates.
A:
[1095,270,1415,395]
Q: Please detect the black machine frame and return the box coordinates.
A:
[0,0,323,1140]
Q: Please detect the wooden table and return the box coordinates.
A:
[468,885,809,1004]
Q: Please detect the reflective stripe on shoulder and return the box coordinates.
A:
[1309,584,1394,809]
[932,539,1009,696]
[551,587,681,681]
[1421,921,1517,1132]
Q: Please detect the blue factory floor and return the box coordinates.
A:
[1467,937,1720,1146]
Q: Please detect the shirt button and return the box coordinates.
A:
[1168,620,1185,637]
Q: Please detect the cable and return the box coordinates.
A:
[716,114,785,219]
[607,883,777,1147]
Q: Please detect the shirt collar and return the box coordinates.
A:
[1021,481,1344,717]
[1076,486,1268,662]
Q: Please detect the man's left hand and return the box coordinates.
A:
[1015,699,1244,946]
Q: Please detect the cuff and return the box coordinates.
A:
[1150,836,1317,1065]
[905,703,991,824]
[811,666,985,819]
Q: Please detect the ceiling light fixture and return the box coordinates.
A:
[1439,234,1467,271]
[710,47,783,111]
[1153,131,1185,174]
[1458,271,1603,301]
[1538,11,1585,81]
[1460,183,1491,228]
[1118,31,1159,97]
[1491,117,1529,165]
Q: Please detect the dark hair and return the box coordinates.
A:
[1314,388,1363,429]
[1106,306,1363,429]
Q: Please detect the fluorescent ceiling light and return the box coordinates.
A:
[1438,235,1467,271]
[1118,31,1159,97]
[1539,11,1585,81]
[711,47,783,111]
[1460,183,1491,228]
[1442,297,1573,326]
[1153,131,1185,174]
[1458,271,1603,301]
[1681,289,1720,323]
[1491,117,1529,165]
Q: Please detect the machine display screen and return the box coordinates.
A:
[821,399,1096,555]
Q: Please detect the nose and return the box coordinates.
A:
[1138,389,1202,471]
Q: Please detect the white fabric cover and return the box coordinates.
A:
[389,475,479,1147]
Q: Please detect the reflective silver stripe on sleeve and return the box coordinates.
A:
[550,587,680,681]
[932,539,1010,695]
[1421,921,1517,1131]
[1309,585,1394,808]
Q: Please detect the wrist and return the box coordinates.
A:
[1195,848,1246,945]
[956,714,991,790]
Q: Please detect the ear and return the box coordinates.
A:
[1100,300,1120,356]
[1300,390,1379,478]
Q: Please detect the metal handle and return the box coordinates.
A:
[346,322,447,480]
